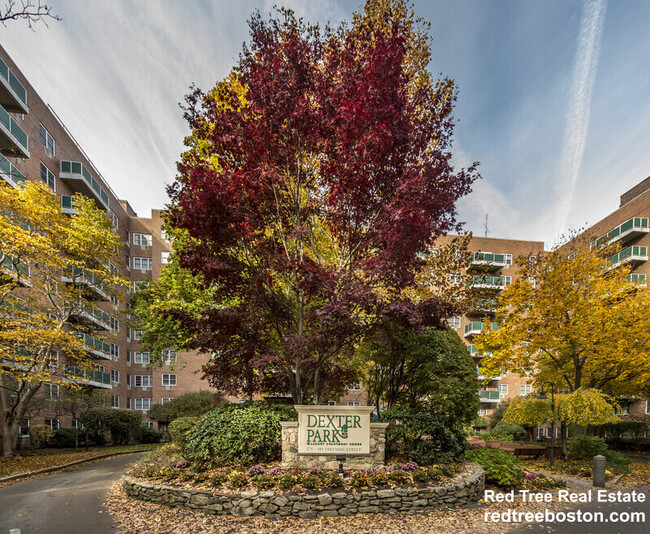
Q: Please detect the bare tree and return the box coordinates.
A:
[1,0,60,29]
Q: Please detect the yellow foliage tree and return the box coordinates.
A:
[476,236,650,397]
[0,181,125,457]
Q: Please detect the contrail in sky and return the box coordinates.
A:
[555,0,607,240]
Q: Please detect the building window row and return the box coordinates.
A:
[133,257,152,271]
[133,233,152,247]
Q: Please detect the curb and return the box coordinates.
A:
[0,449,149,484]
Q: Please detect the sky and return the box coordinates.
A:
[3,0,650,248]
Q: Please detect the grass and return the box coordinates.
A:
[0,443,161,478]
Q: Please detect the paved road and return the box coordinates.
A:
[507,485,649,534]
[0,453,144,534]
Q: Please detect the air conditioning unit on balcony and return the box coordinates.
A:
[143,387,149,392]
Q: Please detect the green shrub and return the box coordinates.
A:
[209,473,228,486]
[253,474,275,490]
[465,448,522,488]
[48,428,79,448]
[301,474,321,489]
[82,408,142,445]
[168,417,197,452]
[368,469,390,486]
[322,472,343,488]
[138,424,162,444]
[389,469,410,484]
[412,468,429,483]
[567,436,608,460]
[185,404,295,468]
[490,422,527,442]
[604,449,630,469]
[383,407,466,465]
[349,471,370,487]
[426,465,442,481]
[229,471,248,488]
[277,474,297,490]
[30,424,54,447]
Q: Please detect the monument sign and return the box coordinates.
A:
[295,405,374,456]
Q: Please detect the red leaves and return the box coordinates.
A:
[166,7,478,403]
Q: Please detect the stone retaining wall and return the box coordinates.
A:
[121,463,484,519]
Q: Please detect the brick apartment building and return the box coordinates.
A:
[0,45,214,443]
[1,44,648,440]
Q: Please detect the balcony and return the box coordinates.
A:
[469,275,511,290]
[59,161,109,210]
[626,273,646,284]
[468,252,510,272]
[73,332,112,360]
[0,153,26,188]
[608,246,648,268]
[467,344,492,358]
[0,58,28,114]
[464,321,499,338]
[60,195,77,215]
[69,304,111,331]
[0,105,29,158]
[592,217,649,248]
[62,267,108,301]
[478,390,501,402]
[468,297,498,315]
[65,366,112,389]
[0,255,30,286]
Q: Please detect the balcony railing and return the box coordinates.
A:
[0,104,29,158]
[0,57,28,113]
[468,252,509,271]
[608,246,648,267]
[0,255,30,286]
[592,217,649,248]
[479,390,500,401]
[626,273,646,284]
[62,267,108,300]
[73,332,111,359]
[65,366,111,388]
[59,161,109,210]
[464,321,499,337]
[469,275,511,290]
[69,304,111,330]
[0,153,26,188]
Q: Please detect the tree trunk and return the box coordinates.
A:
[560,422,568,459]
[2,419,18,458]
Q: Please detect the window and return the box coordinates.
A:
[520,384,532,396]
[546,427,552,438]
[162,397,174,405]
[133,257,152,271]
[125,229,130,244]
[504,254,512,265]
[126,374,131,386]
[110,343,119,359]
[447,316,461,329]
[327,400,337,406]
[449,272,462,285]
[621,404,630,415]
[111,395,119,408]
[44,418,60,430]
[126,253,130,271]
[537,428,545,439]
[39,124,55,157]
[109,209,118,229]
[161,229,170,242]
[134,398,151,411]
[133,233,152,247]
[478,408,487,416]
[162,374,177,387]
[46,351,59,369]
[162,350,176,364]
[71,419,83,429]
[134,330,143,341]
[144,421,154,428]
[347,401,361,407]
[497,384,508,398]
[40,162,55,190]
[111,369,119,384]
[161,251,171,264]
[646,401,650,415]
[135,375,153,387]
[110,316,119,332]
[126,350,131,364]
[126,398,131,410]
[44,383,59,399]
[526,277,536,288]
[134,352,150,364]
[19,419,30,437]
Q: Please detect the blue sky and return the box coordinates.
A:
[3,0,649,247]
